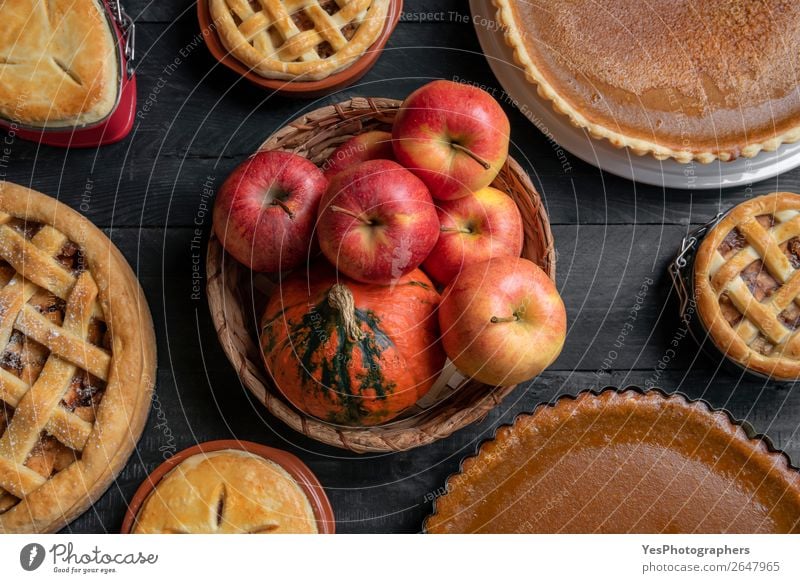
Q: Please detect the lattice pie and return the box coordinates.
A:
[0,182,155,533]
[695,192,800,379]
[209,0,390,80]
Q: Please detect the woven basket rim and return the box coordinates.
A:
[206,96,556,452]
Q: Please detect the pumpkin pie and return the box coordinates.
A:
[0,182,156,533]
[694,192,800,380]
[132,450,318,534]
[0,0,119,128]
[425,389,800,533]
[493,0,800,163]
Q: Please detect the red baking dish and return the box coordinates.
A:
[0,0,136,148]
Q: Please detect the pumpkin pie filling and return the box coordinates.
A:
[494,0,800,162]
[426,390,800,533]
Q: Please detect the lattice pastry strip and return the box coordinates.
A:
[0,217,110,503]
[707,211,800,355]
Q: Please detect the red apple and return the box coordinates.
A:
[423,186,523,285]
[317,159,439,283]
[438,257,566,385]
[392,80,510,200]
[213,151,327,273]
[322,130,395,179]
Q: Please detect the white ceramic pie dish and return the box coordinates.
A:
[469,0,800,190]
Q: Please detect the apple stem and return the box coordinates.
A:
[441,226,472,234]
[451,142,492,170]
[272,199,295,219]
[490,314,520,324]
[330,205,371,225]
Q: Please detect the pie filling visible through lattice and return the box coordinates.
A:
[209,0,390,80]
[695,193,800,379]
[0,182,155,533]
[0,214,111,515]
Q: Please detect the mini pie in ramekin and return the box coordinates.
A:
[694,192,800,380]
[132,449,319,534]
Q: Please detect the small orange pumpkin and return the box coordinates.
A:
[260,266,445,426]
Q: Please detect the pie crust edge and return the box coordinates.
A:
[0,182,156,533]
[492,0,800,164]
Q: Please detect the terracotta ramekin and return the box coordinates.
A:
[197,0,402,97]
[121,440,335,534]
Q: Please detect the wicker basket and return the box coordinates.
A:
[206,97,556,453]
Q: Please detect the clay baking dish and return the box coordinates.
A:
[121,440,335,533]
[197,0,402,97]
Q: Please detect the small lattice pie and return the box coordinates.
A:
[0,0,118,127]
[132,450,318,533]
[0,182,155,533]
[209,0,390,80]
[695,192,800,379]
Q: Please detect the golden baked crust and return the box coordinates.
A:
[209,0,390,81]
[132,450,318,534]
[427,389,800,533]
[493,0,800,164]
[0,182,156,533]
[0,0,118,127]
[694,192,800,379]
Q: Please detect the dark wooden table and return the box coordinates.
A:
[5,0,799,534]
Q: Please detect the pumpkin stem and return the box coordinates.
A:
[329,205,372,225]
[328,284,365,342]
[451,142,492,170]
[490,314,520,324]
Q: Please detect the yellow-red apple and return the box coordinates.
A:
[392,80,510,200]
[322,130,395,179]
[423,186,523,285]
[213,151,327,273]
[439,257,566,385]
[317,159,439,283]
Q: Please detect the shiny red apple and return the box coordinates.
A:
[213,151,327,273]
[392,80,510,200]
[322,130,395,179]
[438,257,566,385]
[317,159,439,283]
[423,186,523,285]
